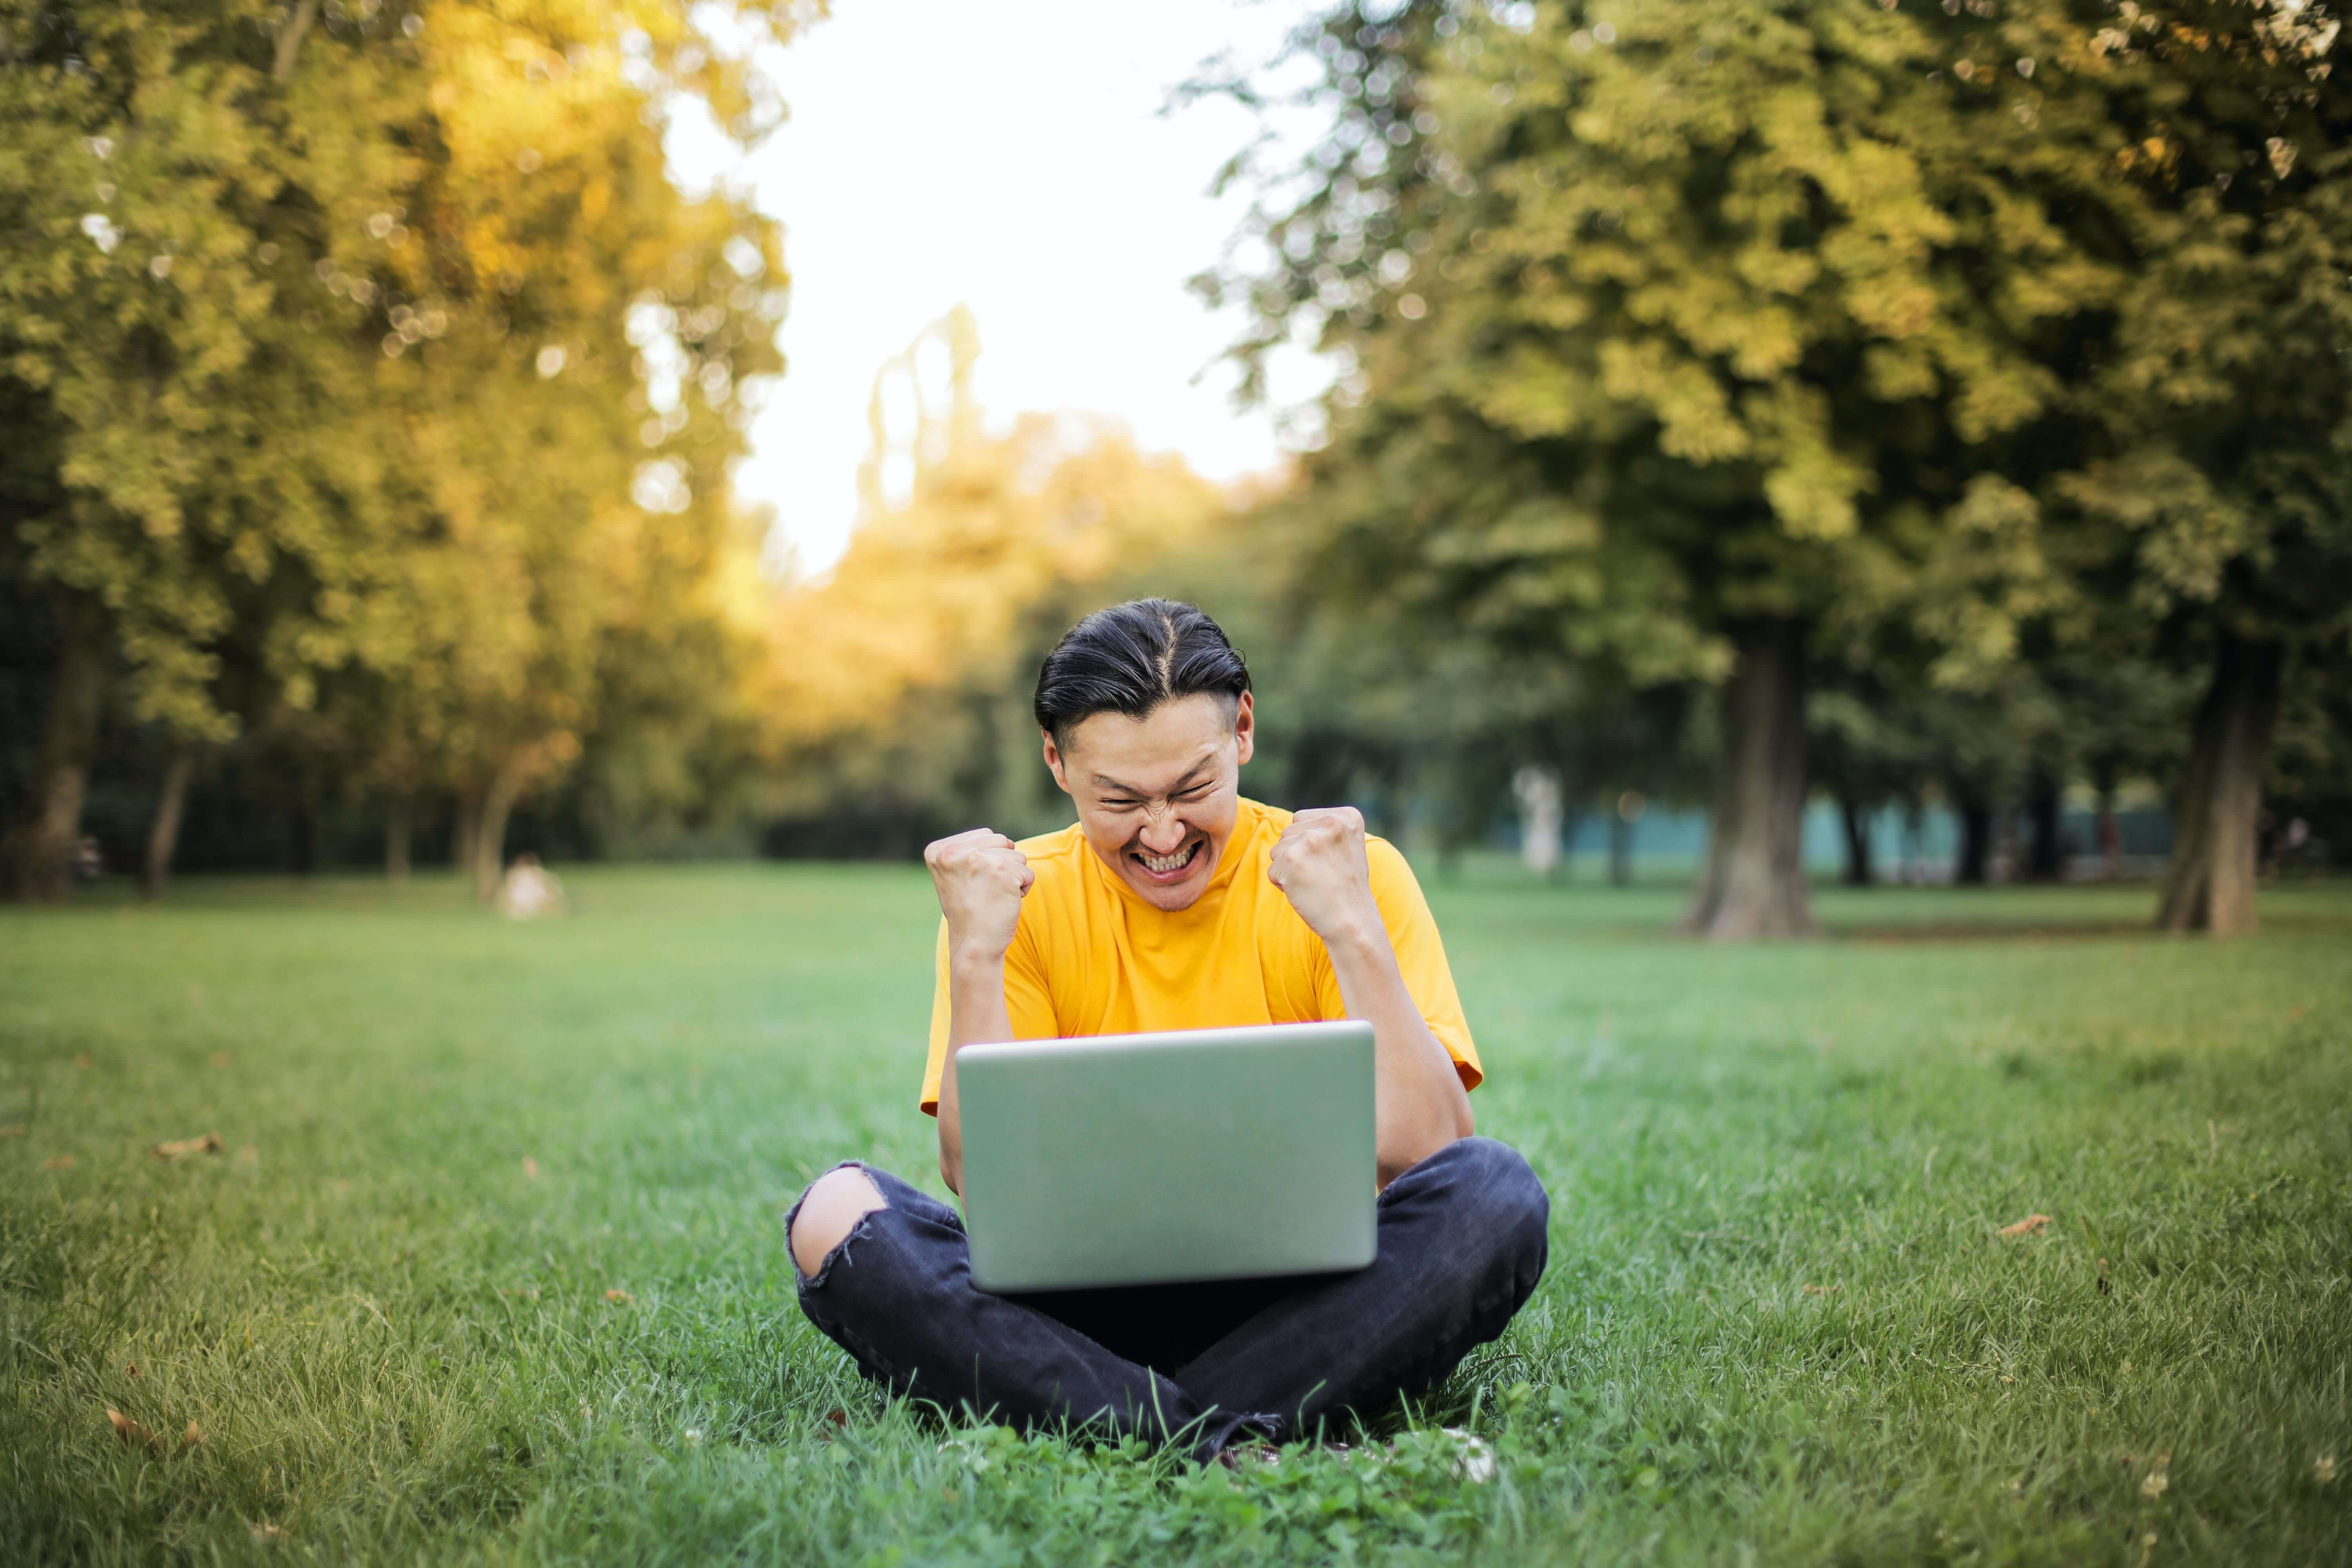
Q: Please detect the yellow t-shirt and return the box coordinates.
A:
[920,797,1481,1114]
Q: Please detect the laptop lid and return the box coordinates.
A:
[956,1020,1377,1293]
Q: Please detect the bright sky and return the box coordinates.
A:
[692,0,1328,576]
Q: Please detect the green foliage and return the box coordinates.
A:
[1212,0,2350,669]
[2,866,2347,1562]
[0,0,797,873]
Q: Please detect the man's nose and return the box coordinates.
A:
[1137,808,1188,854]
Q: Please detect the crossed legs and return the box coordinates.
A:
[786,1137,1549,1461]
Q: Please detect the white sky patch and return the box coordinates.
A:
[664,0,1332,576]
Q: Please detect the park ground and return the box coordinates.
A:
[1,862,2347,1566]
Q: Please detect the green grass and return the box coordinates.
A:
[3,862,2348,1565]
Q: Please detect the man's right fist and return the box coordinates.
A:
[924,828,1034,961]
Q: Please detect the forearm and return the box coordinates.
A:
[935,949,1015,1194]
[1323,922,1474,1186]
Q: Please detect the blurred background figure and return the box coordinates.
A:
[495,855,566,922]
[1513,767,1563,880]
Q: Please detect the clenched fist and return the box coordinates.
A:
[925,828,1034,962]
[1267,806,1380,947]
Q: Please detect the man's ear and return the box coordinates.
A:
[1233,690,1256,768]
[1042,728,1072,795]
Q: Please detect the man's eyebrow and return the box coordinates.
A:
[1091,758,1217,796]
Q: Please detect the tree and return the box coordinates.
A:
[2045,1,2352,932]
[753,312,1232,844]
[1,0,795,897]
[1200,0,2145,938]
[1205,0,2352,937]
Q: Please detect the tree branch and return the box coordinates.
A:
[272,0,320,87]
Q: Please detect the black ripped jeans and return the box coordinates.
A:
[787,1136,1550,1462]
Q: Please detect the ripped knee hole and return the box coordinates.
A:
[790,1166,888,1279]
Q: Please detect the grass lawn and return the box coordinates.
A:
[2,862,2348,1565]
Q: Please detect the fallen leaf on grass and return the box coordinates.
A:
[0,1123,25,1138]
[1803,1283,1842,1296]
[605,1289,632,1303]
[251,1521,285,1541]
[1998,1214,2053,1238]
[107,1407,164,1456]
[44,1154,75,1171]
[151,1132,223,1161]
[183,1420,202,1448]
[521,1156,540,1180]
[124,1363,137,1378]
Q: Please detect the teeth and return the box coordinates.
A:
[1140,845,1192,873]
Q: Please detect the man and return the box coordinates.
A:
[787,599,1548,1461]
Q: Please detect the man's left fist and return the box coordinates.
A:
[1267,806,1379,944]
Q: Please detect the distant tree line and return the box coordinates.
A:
[10,0,2349,944]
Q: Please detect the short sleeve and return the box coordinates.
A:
[1364,840,1483,1091]
[919,916,1059,1115]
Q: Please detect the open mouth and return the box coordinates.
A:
[1130,837,1204,882]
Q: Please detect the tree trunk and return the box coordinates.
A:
[1683,618,1814,939]
[385,793,412,883]
[2156,633,2285,936]
[1953,788,1992,886]
[474,757,529,902]
[1,594,107,902]
[140,744,196,898]
[2024,771,2064,882]
[450,791,480,879]
[1608,810,1633,887]
[1838,795,1874,887]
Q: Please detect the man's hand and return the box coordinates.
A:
[925,828,1033,960]
[927,828,1030,1196]
[1269,805,1474,1184]
[1267,807,1380,944]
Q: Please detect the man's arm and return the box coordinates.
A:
[1269,808,1474,1186]
[924,828,1032,1195]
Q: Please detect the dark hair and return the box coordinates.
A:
[1033,599,1251,746]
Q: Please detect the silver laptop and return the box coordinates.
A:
[955,1021,1377,1293]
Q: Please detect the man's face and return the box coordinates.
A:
[1044,691,1255,912]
